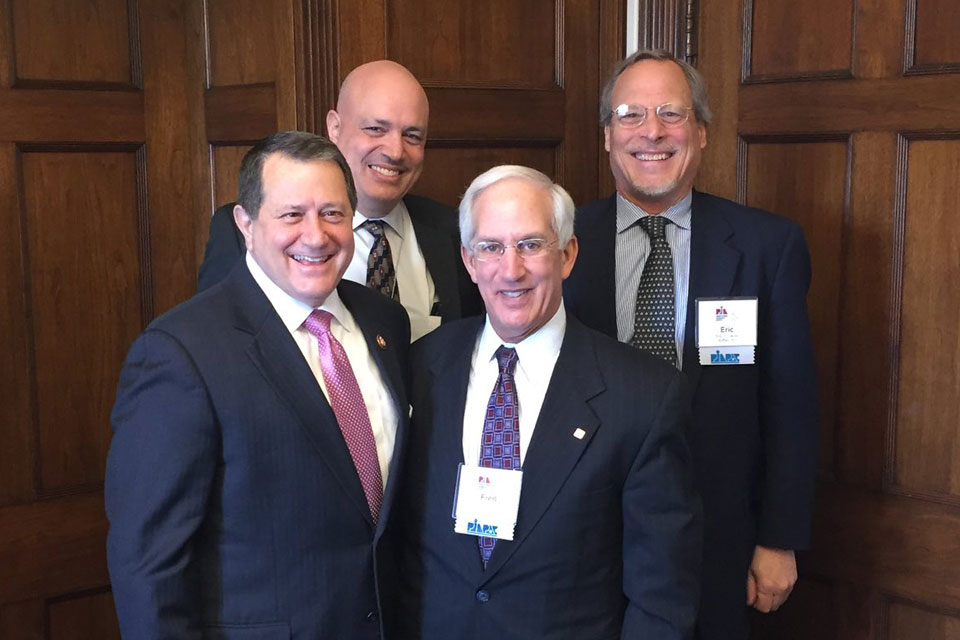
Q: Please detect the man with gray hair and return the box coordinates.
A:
[391,164,702,639]
[564,49,819,638]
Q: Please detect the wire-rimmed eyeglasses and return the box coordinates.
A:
[470,237,558,262]
[611,103,693,128]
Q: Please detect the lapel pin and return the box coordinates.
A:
[376,335,387,349]
[573,427,586,440]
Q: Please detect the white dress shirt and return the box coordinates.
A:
[343,200,441,342]
[461,304,567,466]
[246,252,398,487]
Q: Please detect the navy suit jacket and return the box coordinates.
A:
[105,263,410,640]
[196,195,483,322]
[391,315,702,640]
[564,192,818,639]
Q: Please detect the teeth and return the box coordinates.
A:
[502,291,525,298]
[370,165,400,177]
[634,152,671,161]
[293,254,328,263]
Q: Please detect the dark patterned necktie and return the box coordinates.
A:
[629,215,677,366]
[360,219,400,302]
[303,309,383,522]
[478,345,521,567]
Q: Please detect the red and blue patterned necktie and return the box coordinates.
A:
[478,345,520,566]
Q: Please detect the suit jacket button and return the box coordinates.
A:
[366,610,378,622]
[476,590,490,603]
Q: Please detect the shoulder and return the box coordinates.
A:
[694,190,804,241]
[403,194,458,230]
[410,316,482,364]
[574,194,617,226]
[569,318,681,392]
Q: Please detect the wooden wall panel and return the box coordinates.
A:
[888,600,960,639]
[206,0,286,87]
[894,138,960,499]
[912,0,960,69]
[21,150,143,492]
[389,0,557,87]
[48,591,121,640]
[11,0,134,87]
[0,599,43,640]
[747,0,853,80]
[417,146,556,208]
[744,140,849,474]
[211,144,252,210]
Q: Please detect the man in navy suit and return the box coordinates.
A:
[106,131,409,639]
[392,165,702,639]
[198,61,481,339]
[563,49,819,639]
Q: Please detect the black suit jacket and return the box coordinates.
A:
[106,263,410,639]
[564,192,818,639]
[391,315,702,640]
[196,194,482,322]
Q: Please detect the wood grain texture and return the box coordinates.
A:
[48,590,120,640]
[912,0,960,70]
[855,0,908,78]
[11,0,133,86]
[211,145,251,213]
[0,89,144,143]
[204,84,277,144]
[0,143,34,506]
[424,88,564,143]
[894,138,960,499]
[336,0,386,75]
[745,139,849,477]
[0,599,43,640]
[388,0,556,88]
[0,493,109,604]
[888,600,960,640]
[22,150,143,492]
[746,0,853,80]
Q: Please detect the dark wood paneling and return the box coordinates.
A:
[211,144,251,212]
[911,0,960,71]
[0,493,109,604]
[336,0,386,74]
[894,137,960,499]
[21,150,142,492]
[206,0,285,87]
[48,590,120,640]
[0,142,34,506]
[0,90,144,142]
[739,75,960,134]
[389,0,556,88]
[744,139,849,476]
[204,84,278,144]
[888,600,960,639]
[856,0,908,78]
[746,0,853,81]
[416,146,556,208]
[426,87,564,142]
[11,0,134,87]
[0,599,43,640]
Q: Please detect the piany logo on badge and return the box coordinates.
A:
[710,350,740,364]
[467,519,499,538]
[716,306,728,321]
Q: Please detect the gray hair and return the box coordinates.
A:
[599,49,712,127]
[237,130,357,218]
[459,165,575,251]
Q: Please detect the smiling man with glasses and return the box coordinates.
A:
[389,164,702,640]
[564,49,819,639]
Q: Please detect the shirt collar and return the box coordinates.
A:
[354,199,408,238]
[477,302,566,379]
[615,191,692,234]
[245,251,351,334]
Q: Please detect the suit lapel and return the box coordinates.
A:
[406,198,461,322]
[481,319,604,580]
[682,192,741,394]
[226,268,375,526]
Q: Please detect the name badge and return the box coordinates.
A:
[452,464,523,541]
[696,297,758,365]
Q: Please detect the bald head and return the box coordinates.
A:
[326,61,430,217]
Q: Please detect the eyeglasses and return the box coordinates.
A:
[611,103,693,128]
[471,237,557,262]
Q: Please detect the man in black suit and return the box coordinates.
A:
[106,132,409,639]
[198,60,480,340]
[392,165,702,639]
[563,49,819,639]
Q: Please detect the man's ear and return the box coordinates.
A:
[233,204,255,251]
[326,109,342,144]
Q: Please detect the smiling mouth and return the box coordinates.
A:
[369,164,401,177]
[291,254,332,264]
[500,290,529,299]
[632,151,673,161]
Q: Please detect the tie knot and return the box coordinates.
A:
[639,215,668,239]
[360,219,387,239]
[303,309,333,338]
[494,345,518,375]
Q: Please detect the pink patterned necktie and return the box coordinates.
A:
[304,309,383,522]
[478,345,521,567]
